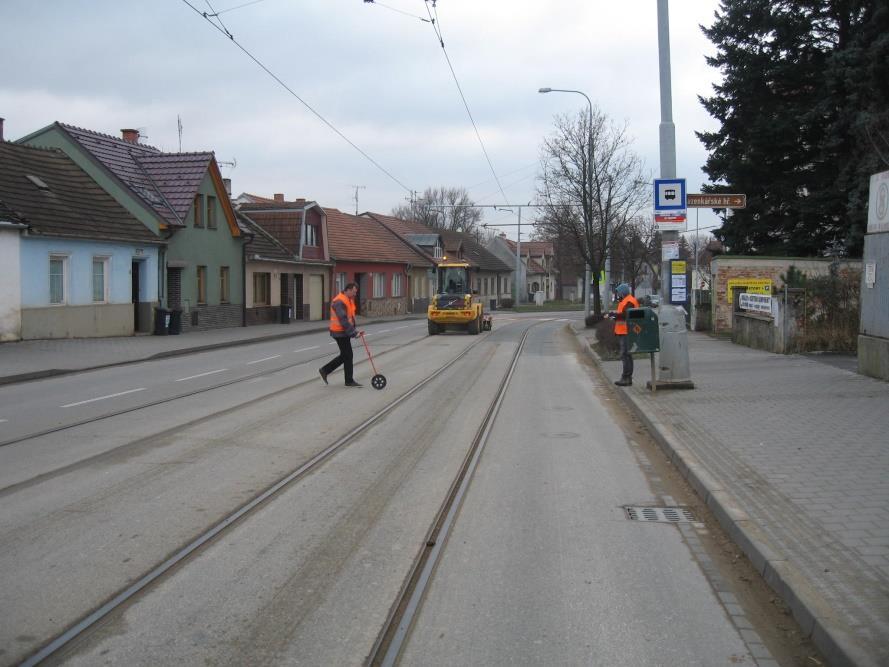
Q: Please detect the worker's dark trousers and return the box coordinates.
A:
[321,336,354,384]
[619,335,633,379]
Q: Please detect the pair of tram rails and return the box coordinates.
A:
[17,316,520,667]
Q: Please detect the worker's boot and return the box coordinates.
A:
[615,376,632,387]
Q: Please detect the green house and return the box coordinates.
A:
[19,124,246,332]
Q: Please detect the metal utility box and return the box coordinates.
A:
[627,307,659,353]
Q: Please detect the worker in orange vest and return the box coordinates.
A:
[612,283,640,387]
[319,282,364,387]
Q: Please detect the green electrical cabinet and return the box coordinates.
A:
[627,307,659,353]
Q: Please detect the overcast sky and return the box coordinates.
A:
[1,0,724,240]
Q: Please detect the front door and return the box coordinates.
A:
[309,275,323,321]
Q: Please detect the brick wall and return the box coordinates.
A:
[711,257,862,335]
[181,303,242,332]
[361,297,409,317]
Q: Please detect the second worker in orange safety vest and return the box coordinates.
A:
[319,282,364,387]
[612,283,639,387]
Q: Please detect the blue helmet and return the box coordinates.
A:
[615,283,631,298]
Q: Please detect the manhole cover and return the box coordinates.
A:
[625,506,697,523]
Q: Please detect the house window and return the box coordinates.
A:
[220,266,230,303]
[434,245,443,259]
[49,255,67,304]
[335,272,347,293]
[253,272,271,305]
[392,272,403,297]
[92,257,109,303]
[206,195,217,229]
[193,194,204,227]
[373,272,385,298]
[305,224,318,246]
[197,265,207,304]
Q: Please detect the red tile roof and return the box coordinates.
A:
[325,208,431,266]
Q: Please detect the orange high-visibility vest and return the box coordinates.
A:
[329,291,357,333]
[613,294,640,336]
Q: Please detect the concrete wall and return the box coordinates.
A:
[0,228,22,341]
[859,230,889,380]
[22,303,133,339]
[730,292,800,354]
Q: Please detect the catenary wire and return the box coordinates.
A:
[179,0,413,194]
[422,1,510,206]
[364,0,430,23]
[207,0,268,17]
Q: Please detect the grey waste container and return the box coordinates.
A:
[168,308,182,335]
[153,308,170,335]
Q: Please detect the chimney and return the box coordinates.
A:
[0,118,4,142]
[222,178,232,196]
[274,193,285,203]
[121,128,140,143]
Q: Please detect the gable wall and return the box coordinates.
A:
[169,172,244,310]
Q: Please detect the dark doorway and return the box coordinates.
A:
[132,261,140,330]
[355,272,368,315]
[294,274,304,319]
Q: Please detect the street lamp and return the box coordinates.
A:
[538,87,605,320]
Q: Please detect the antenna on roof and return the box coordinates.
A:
[350,184,366,215]
[217,157,237,170]
[177,115,183,152]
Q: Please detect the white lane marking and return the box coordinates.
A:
[0,419,7,423]
[378,329,391,334]
[176,368,229,382]
[246,355,281,365]
[293,345,320,353]
[62,388,146,408]
[392,325,410,330]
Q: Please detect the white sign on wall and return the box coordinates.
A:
[866,261,876,287]
[739,292,773,314]
[868,170,889,233]
[662,241,679,260]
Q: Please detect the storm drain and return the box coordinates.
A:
[625,506,697,523]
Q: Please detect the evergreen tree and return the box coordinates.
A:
[698,0,885,257]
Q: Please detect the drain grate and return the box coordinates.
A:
[625,506,697,523]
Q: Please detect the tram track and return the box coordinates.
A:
[366,324,535,666]
[14,324,521,667]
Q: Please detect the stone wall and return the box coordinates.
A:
[360,296,410,318]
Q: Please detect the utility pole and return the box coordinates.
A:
[655,0,694,389]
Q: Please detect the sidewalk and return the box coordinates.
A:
[0,314,424,385]
[580,328,889,667]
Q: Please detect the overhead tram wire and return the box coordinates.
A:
[422,1,510,206]
[179,0,413,195]
[204,0,268,17]
[363,0,431,23]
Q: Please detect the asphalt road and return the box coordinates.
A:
[1,314,767,666]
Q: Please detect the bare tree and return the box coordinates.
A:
[536,109,649,316]
[612,216,659,293]
[391,186,482,234]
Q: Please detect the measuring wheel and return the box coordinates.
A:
[371,374,387,390]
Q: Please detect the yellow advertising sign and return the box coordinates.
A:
[671,261,686,274]
[727,278,772,304]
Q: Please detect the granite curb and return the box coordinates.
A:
[573,323,874,667]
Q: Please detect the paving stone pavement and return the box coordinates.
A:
[583,329,889,667]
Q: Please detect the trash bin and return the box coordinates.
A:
[280,304,292,324]
[168,308,183,335]
[627,307,659,353]
[153,308,170,336]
